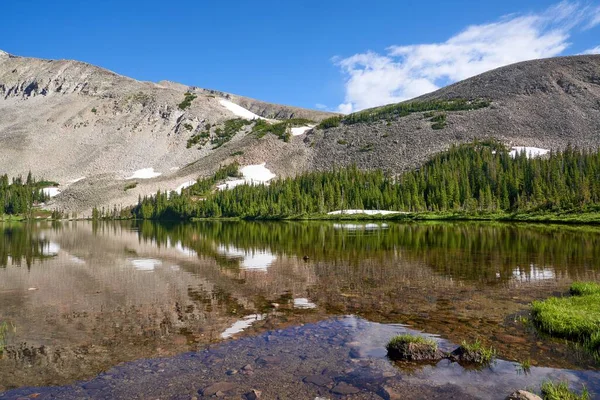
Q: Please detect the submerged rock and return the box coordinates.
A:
[201,382,237,396]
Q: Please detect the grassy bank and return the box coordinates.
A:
[532,282,600,358]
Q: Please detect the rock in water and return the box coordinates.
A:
[506,390,543,400]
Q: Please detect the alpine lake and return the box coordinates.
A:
[1,220,600,399]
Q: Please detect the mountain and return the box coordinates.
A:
[0,50,333,213]
[307,55,600,171]
[1,51,600,214]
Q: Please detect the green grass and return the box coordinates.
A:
[386,334,438,351]
[230,151,244,156]
[516,358,531,374]
[570,282,600,296]
[459,339,496,364]
[532,282,600,356]
[541,381,589,400]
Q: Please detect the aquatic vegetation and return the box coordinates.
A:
[532,282,600,356]
[516,358,531,374]
[0,321,15,354]
[386,334,441,361]
[449,339,496,365]
[540,380,589,400]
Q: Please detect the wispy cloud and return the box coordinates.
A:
[315,103,328,110]
[582,45,600,54]
[335,1,600,113]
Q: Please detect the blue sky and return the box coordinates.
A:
[1,0,599,112]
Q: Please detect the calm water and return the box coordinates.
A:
[1,220,600,397]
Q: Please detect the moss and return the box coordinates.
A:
[337,139,348,145]
[124,182,138,191]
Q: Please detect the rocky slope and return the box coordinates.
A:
[307,55,600,171]
[2,51,600,214]
[0,50,333,214]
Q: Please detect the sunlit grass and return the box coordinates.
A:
[541,380,589,400]
[532,282,600,357]
[386,334,438,351]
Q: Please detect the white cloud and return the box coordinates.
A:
[582,45,600,54]
[335,1,600,113]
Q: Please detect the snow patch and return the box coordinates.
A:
[217,163,276,190]
[69,177,86,184]
[126,168,162,180]
[175,181,196,194]
[130,258,162,271]
[219,99,265,120]
[294,298,317,309]
[291,125,315,136]
[327,210,401,216]
[43,188,60,198]
[509,147,550,159]
[241,163,276,183]
[221,314,264,339]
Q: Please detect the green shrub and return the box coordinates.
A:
[124,182,138,191]
[252,118,314,141]
[178,92,197,110]
[359,143,374,152]
[212,119,252,149]
[91,107,97,114]
[430,113,447,130]
[317,116,342,129]
[183,123,193,131]
[230,151,244,156]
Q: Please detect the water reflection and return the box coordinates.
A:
[1,220,600,390]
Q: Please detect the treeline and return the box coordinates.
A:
[317,98,490,128]
[129,141,600,220]
[0,173,50,215]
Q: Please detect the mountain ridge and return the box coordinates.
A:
[1,52,600,215]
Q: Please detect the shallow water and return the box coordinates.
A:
[1,220,600,397]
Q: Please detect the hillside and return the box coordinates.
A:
[0,50,333,214]
[2,51,600,215]
[306,55,600,171]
